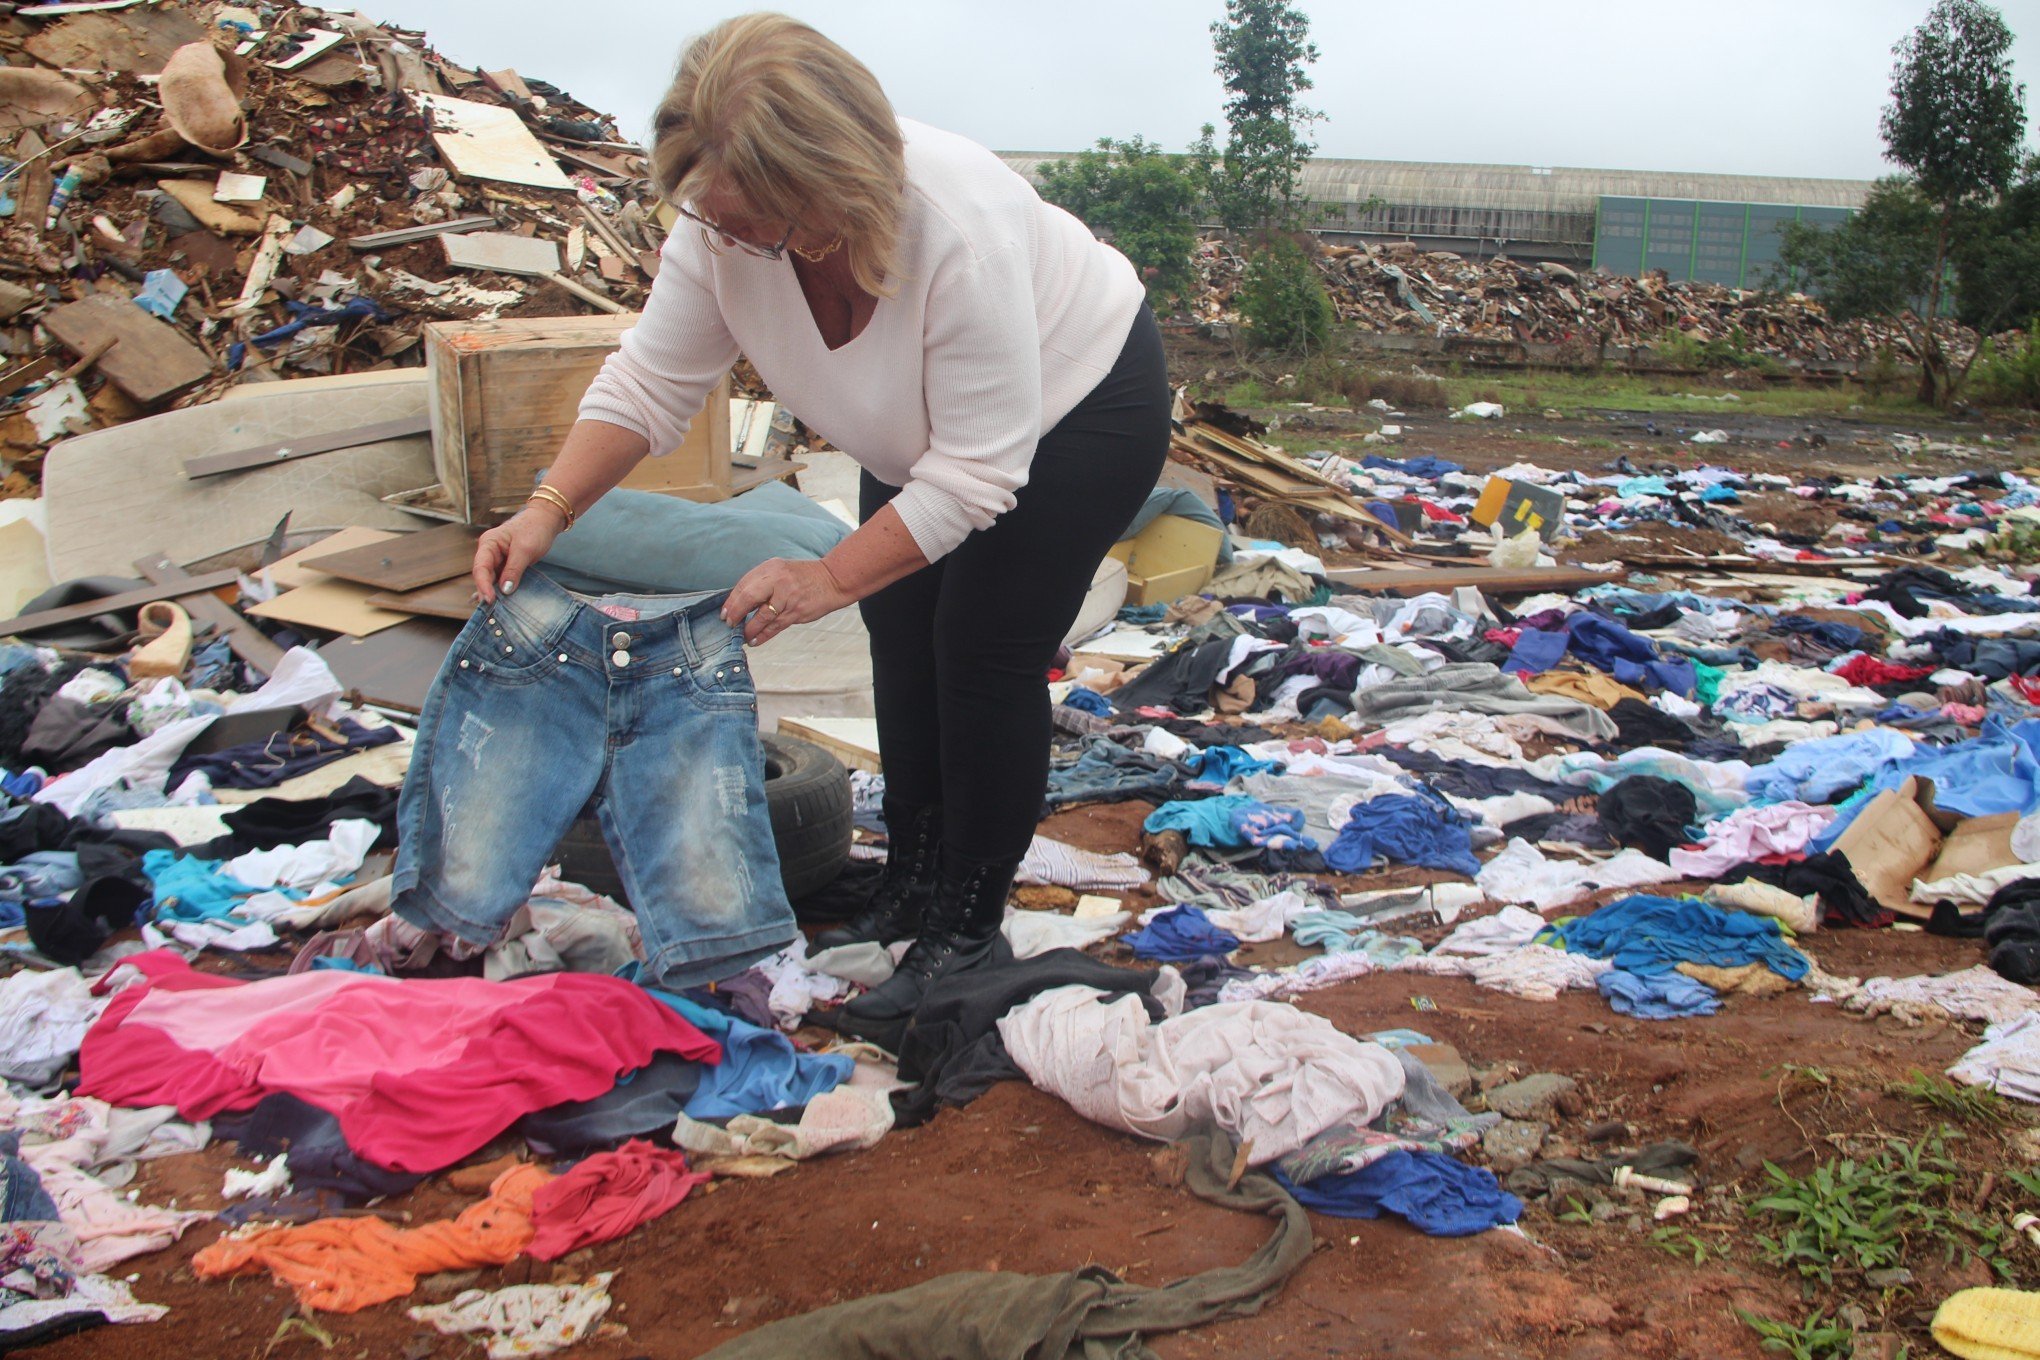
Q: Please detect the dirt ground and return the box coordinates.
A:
[32,808,2038,1360]
[26,348,2040,1360]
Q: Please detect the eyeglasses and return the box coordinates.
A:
[677,203,795,261]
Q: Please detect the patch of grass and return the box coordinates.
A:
[1733,1308,1858,1360]
[1556,1195,1595,1225]
[1746,1129,2010,1287]
[1219,378,1270,408]
[1887,1070,2012,1126]
[1651,1225,1721,1265]
[1437,370,1940,422]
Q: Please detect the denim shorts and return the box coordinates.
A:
[389,566,796,989]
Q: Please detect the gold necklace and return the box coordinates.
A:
[792,236,844,263]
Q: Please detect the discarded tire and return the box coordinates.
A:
[552,733,852,905]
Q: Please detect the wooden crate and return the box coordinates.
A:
[422,315,732,523]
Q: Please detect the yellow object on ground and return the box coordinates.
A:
[1933,1287,2040,1360]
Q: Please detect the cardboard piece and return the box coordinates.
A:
[213,171,267,202]
[247,576,411,638]
[1105,514,1223,607]
[1471,476,1567,542]
[0,519,52,618]
[156,178,264,234]
[779,716,881,774]
[1832,776,2024,921]
[412,93,572,190]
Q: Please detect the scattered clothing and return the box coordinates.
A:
[527,1140,708,1260]
[1274,1149,1521,1236]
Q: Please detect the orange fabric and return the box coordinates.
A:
[193,1163,553,1312]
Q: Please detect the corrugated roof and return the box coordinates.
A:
[1000,152,1875,213]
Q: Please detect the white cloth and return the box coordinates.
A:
[1475,838,1684,911]
[1217,952,1379,1002]
[1429,905,1547,958]
[1201,889,1313,944]
[1017,836,1149,890]
[1949,1011,2040,1103]
[1395,943,1613,1001]
[1002,907,1128,958]
[0,969,108,1086]
[1849,967,2040,1026]
[409,1274,615,1359]
[0,1274,165,1333]
[997,986,1405,1163]
[752,942,850,1030]
[225,646,343,719]
[1704,881,1819,934]
[577,118,1144,560]
[33,715,213,818]
[673,1084,894,1161]
[222,818,379,889]
[1912,862,2040,906]
[22,1140,209,1273]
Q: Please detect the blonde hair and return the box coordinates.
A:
[652,14,905,297]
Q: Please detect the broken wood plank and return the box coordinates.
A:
[540,271,627,314]
[302,522,481,592]
[412,93,572,190]
[481,68,532,102]
[1324,564,1612,597]
[364,574,476,621]
[440,230,561,277]
[249,145,313,177]
[183,412,433,479]
[43,293,212,404]
[0,568,240,638]
[320,617,459,712]
[346,215,497,250]
[231,214,293,315]
[133,555,288,675]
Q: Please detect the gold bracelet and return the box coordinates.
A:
[527,484,576,529]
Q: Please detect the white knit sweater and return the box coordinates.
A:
[576,118,1145,559]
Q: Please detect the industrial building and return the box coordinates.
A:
[999,153,1873,288]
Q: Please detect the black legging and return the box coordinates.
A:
[858,304,1171,862]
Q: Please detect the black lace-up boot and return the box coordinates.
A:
[814,801,941,950]
[839,846,1016,1034]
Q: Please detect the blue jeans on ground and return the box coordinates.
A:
[390,567,796,989]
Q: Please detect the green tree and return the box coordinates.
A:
[1196,0,1321,232]
[1954,155,2040,338]
[1880,0,2029,403]
[1037,137,1201,302]
[1773,178,1941,323]
[1239,234,1333,353]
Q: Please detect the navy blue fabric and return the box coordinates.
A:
[1362,454,1462,480]
[1274,1150,1522,1236]
[1123,905,1241,960]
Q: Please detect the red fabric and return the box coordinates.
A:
[527,1139,709,1260]
[1417,500,1465,524]
[1832,656,1935,688]
[78,960,721,1173]
[2012,675,2040,705]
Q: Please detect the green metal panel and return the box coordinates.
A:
[1592,196,1857,289]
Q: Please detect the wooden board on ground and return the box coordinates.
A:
[780,716,881,774]
[43,293,212,404]
[0,569,240,638]
[248,578,411,637]
[184,413,433,478]
[1325,564,1611,596]
[302,522,480,592]
[320,617,459,712]
[23,5,205,73]
[267,527,399,590]
[134,554,287,675]
[412,93,572,190]
[365,574,476,621]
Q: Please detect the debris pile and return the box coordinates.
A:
[0,0,671,492]
[1189,236,1979,367]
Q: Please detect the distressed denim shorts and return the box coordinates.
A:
[389,566,797,989]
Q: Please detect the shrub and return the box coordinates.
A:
[1239,236,1334,353]
[1968,319,2040,407]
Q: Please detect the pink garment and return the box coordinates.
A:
[1943,703,1987,725]
[1667,801,1838,877]
[527,1139,708,1260]
[24,1146,207,1273]
[78,959,721,1173]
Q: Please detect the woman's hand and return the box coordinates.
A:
[724,558,855,645]
[471,507,566,604]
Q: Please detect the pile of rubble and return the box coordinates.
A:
[0,0,671,492]
[1189,235,1979,368]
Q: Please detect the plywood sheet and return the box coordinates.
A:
[319,618,459,712]
[780,716,881,774]
[412,93,572,190]
[364,574,477,621]
[43,293,212,404]
[302,522,479,591]
[267,528,399,590]
[441,230,562,277]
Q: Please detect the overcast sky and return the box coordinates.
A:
[366,1,2040,182]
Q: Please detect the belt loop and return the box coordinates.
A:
[676,608,703,668]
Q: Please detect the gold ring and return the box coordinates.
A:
[765,603,780,615]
